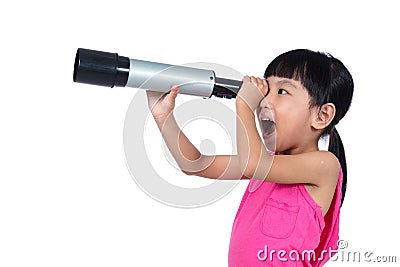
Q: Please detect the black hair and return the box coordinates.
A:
[264,49,354,206]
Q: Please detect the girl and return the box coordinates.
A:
[146,49,354,266]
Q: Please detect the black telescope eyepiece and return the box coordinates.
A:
[73,48,130,88]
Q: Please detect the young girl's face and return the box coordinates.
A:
[256,76,316,154]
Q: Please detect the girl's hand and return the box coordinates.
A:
[146,86,179,121]
[236,76,269,111]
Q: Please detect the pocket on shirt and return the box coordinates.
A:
[260,197,300,239]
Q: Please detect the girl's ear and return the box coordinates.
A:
[311,103,336,130]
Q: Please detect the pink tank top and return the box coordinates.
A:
[228,168,343,266]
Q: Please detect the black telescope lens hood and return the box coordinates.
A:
[73,48,130,88]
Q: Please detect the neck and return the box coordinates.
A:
[277,139,319,155]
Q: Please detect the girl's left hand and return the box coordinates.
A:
[236,76,269,111]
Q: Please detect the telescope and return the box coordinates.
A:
[73,48,243,99]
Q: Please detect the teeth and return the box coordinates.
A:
[261,118,273,122]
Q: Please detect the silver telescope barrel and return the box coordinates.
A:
[73,48,242,99]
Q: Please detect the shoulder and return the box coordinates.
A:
[308,150,341,187]
[301,151,341,215]
[268,150,340,187]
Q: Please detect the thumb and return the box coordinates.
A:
[170,86,179,100]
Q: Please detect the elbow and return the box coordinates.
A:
[244,157,272,182]
[181,168,194,176]
[180,155,205,176]
[238,156,254,178]
[244,158,260,178]
[243,166,255,178]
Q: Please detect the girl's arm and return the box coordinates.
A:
[236,77,340,186]
[154,114,247,180]
[147,87,247,180]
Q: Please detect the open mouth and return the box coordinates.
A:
[260,117,275,138]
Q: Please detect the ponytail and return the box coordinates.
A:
[328,128,347,207]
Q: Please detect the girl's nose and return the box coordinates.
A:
[261,85,273,106]
[259,97,271,109]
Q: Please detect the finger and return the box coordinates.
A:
[171,89,179,99]
[254,77,263,89]
[251,76,263,90]
[262,79,267,88]
[251,76,260,87]
[262,79,268,88]
[249,76,258,87]
[170,86,179,96]
[262,79,270,97]
[167,88,179,106]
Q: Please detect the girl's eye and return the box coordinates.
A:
[278,88,289,95]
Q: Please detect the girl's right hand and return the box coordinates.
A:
[146,86,179,121]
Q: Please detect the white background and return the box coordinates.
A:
[1,0,399,266]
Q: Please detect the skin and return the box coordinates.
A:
[146,76,340,216]
[236,75,340,216]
